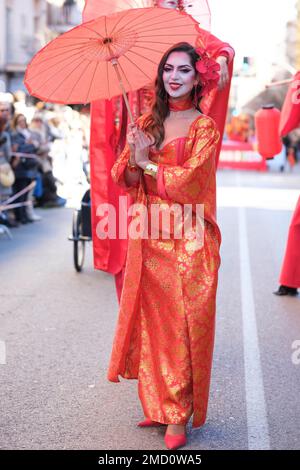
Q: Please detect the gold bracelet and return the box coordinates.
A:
[144,162,158,178]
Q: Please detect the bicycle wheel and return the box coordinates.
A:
[72,209,85,272]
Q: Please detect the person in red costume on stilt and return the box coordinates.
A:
[274,196,300,296]
[157,0,235,168]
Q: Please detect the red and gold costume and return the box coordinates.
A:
[107,113,222,428]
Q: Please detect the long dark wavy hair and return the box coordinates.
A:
[143,42,202,149]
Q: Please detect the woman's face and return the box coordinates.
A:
[32,118,42,128]
[17,116,27,129]
[162,51,197,100]
[158,0,179,8]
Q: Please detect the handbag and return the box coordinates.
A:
[0,162,15,187]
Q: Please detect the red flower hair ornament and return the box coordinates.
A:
[195,48,221,97]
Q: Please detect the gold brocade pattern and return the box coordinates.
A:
[108,113,222,428]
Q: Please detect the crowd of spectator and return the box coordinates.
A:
[0,91,90,229]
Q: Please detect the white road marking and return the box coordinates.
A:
[237,175,270,450]
[0,340,6,365]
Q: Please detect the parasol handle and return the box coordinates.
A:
[111,58,135,125]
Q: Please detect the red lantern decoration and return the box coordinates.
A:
[255,104,282,159]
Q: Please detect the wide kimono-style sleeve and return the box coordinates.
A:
[111,113,150,199]
[157,117,220,206]
[196,28,235,64]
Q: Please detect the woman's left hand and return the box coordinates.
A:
[134,153,150,170]
[216,56,229,91]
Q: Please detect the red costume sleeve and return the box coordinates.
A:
[196,29,235,63]
[196,28,235,167]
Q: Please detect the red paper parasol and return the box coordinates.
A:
[24,7,200,123]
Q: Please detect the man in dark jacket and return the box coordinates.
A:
[10,114,39,224]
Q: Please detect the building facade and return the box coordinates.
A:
[0,0,82,93]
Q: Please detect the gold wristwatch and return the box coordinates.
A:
[144,162,158,178]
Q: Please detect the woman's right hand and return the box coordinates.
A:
[127,123,154,152]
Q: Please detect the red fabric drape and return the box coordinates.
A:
[279,196,300,288]
[89,99,128,278]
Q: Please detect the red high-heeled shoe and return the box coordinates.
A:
[164,431,187,450]
[137,418,166,427]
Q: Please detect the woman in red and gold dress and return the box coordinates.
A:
[108,42,223,450]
